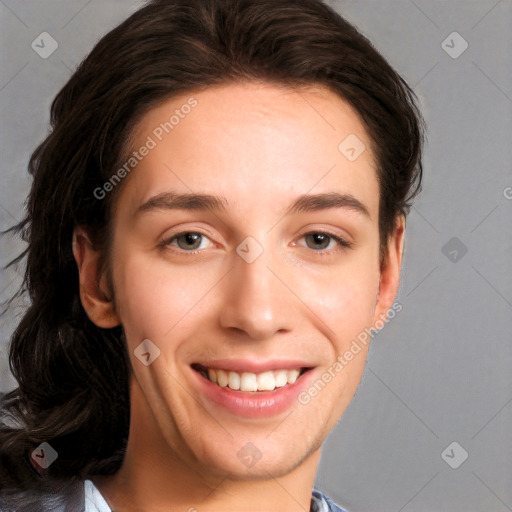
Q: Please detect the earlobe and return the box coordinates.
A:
[72,227,121,328]
[372,215,405,324]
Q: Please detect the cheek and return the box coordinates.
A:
[295,260,380,352]
[111,251,223,348]
[300,270,378,416]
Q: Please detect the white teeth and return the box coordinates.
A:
[257,371,275,391]
[203,367,305,391]
[217,369,228,388]
[228,371,240,390]
[274,370,288,388]
[240,372,258,392]
[287,369,300,384]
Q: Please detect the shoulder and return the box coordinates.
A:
[0,479,84,512]
[312,487,351,512]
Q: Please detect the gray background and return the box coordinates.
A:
[1,1,511,511]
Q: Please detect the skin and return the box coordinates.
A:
[73,82,404,512]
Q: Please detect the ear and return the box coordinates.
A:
[72,227,121,328]
[372,215,405,324]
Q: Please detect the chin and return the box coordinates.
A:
[190,431,321,481]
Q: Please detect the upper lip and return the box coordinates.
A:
[192,359,314,373]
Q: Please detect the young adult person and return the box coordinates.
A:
[0,1,424,510]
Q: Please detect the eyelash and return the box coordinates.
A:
[159,230,354,256]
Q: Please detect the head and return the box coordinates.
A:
[1,0,423,488]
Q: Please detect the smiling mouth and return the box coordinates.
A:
[191,363,311,392]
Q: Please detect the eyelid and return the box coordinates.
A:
[158,228,216,252]
[297,230,354,253]
[159,228,354,255]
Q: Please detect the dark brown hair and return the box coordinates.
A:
[0,0,424,494]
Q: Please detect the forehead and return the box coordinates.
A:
[117,82,379,221]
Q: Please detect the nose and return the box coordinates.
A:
[218,239,294,341]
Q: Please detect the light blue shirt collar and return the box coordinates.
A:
[84,479,346,512]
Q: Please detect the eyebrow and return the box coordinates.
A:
[137,191,370,219]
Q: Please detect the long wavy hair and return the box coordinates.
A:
[0,0,424,494]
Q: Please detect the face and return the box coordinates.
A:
[75,82,403,483]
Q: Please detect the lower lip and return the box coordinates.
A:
[190,367,315,419]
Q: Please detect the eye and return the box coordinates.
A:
[301,231,353,253]
[160,231,213,253]
[159,230,353,255]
